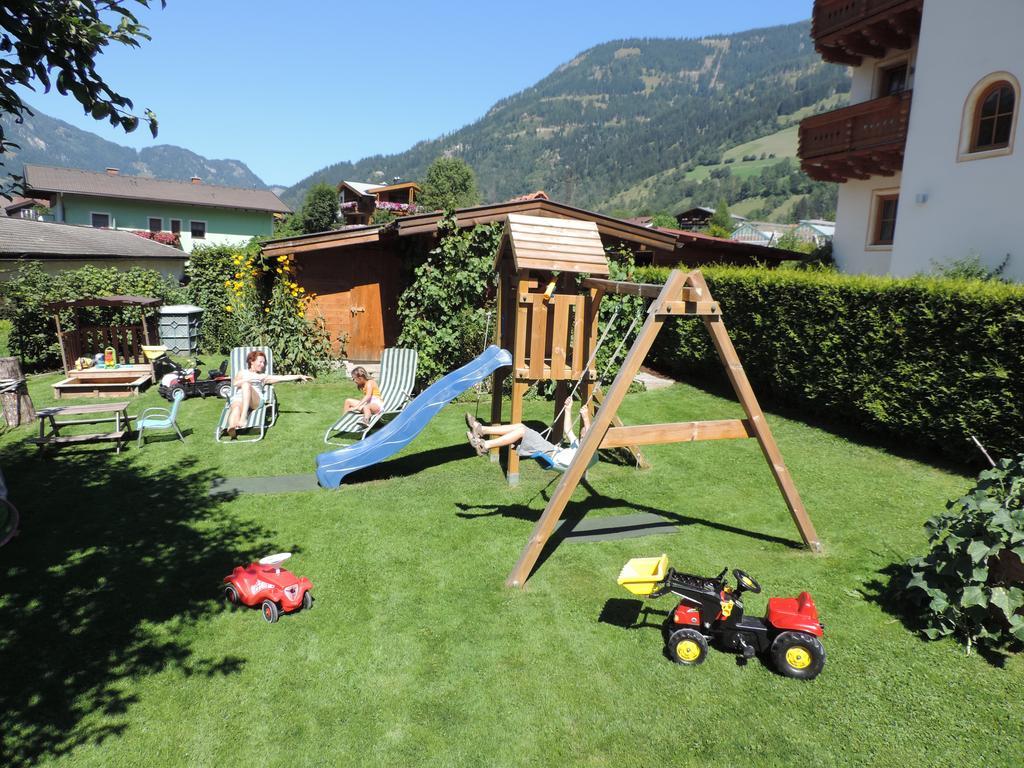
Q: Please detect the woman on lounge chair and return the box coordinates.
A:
[226,350,311,438]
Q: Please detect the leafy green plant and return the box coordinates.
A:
[299,183,340,234]
[224,250,337,376]
[886,455,1024,652]
[929,251,1009,282]
[417,157,480,212]
[396,212,500,385]
[186,244,244,353]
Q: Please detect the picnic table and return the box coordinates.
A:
[27,401,133,454]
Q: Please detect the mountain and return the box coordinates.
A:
[283,21,850,217]
[0,106,267,189]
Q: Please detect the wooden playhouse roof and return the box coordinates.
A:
[497,213,609,275]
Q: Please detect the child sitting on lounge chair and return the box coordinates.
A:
[465,397,590,470]
[343,366,384,428]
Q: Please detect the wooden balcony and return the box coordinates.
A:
[799,91,912,182]
[812,0,923,65]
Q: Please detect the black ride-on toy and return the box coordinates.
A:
[154,353,232,402]
[618,555,826,680]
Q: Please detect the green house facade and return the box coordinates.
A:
[24,165,291,254]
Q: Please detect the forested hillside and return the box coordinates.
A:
[285,21,849,219]
[0,107,266,189]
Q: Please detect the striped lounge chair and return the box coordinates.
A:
[324,347,418,444]
[215,346,278,443]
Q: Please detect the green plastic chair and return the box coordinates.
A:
[136,388,185,447]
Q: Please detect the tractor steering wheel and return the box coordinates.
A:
[732,569,762,594]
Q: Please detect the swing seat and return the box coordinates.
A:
[529,448,599,473]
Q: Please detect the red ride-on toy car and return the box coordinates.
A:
[154,353,232,402]
[223,553,314,623]
[618,555,826,679]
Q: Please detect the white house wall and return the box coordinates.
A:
[892,0,1024,279]
[834,172,902,275]
[832,44,917,275]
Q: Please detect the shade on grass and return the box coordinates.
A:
[1,371,1022,767]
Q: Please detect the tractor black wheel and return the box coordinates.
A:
[771,631,826,680]
[261,599,280,623]
[169,386,186,402]
[667,628,708,666]
[224,583,241,607]
[302,591,314,611]
[218,383,232,399]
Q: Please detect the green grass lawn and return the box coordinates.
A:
[2,372,1022,767]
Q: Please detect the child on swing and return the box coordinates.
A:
[465,396,590,470]
[343,366,384,428]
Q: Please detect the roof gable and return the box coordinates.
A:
[0,217,187,259]
[23,165,291,214]
[497,213,609,275]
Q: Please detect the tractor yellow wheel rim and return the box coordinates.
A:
[676,639,702,662]
[785,646,811,669]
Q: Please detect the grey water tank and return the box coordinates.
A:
[157,304,205,355]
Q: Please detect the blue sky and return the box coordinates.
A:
[18,1,814,186]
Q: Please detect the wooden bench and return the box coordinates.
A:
[29,402,133,454]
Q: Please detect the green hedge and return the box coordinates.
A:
[185,244,245,354]
[631,265,1024,462]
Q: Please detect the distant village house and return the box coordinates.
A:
[22,164,291,253]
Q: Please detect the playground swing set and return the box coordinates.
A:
[487,214,821,589]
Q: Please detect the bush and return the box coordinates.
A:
[225,250,337,377]
[186,244,245,353]
[1,261,185,370]
[396,212,501,385]
[632,265,1024,462]
[886,455,1024,653]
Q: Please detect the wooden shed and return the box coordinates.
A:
[261,198,678,362]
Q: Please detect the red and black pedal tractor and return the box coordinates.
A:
[618,555,826,680]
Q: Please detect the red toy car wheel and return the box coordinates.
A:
[302,591,313,611]
[261,599,280,623]
[667,628,708,666]
[224,583,240,606]
[771,631,826,680]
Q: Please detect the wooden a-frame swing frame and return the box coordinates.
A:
[506,268,822,589]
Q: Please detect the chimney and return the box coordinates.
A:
[191,176,201,185]
[105,167,119,176]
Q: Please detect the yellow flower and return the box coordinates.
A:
[225,305,233,312]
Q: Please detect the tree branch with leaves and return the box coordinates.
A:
[0,0,165,186]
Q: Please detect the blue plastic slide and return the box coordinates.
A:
[316,346,513,488]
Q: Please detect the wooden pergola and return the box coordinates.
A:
[47,295,161,375]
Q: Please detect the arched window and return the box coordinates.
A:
[972,82,1015,151]
[959,72,1019,160]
